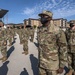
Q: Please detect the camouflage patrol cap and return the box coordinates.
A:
[38,10,53,17]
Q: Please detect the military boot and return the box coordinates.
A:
[22,51,25,54]
[22,51,28,55]
[25,51,28,55]
[2,57,7,62]
[46,70,52,75]
[8,44,12,46]
[0,57,4,60]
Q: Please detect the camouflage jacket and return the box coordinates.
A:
[12,28,16,37]
[30,28,35,36]
[37,22,67,70]
[7,29,13,38]
[22,28,29,40]
[0,28,7,47]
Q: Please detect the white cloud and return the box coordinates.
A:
[23,8,35,15]
[53,9,75,18]
[53,0,75,18]
[22,0,75,19]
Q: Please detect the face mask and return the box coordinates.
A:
[41,18,49,24]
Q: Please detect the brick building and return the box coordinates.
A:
[24,18,41,27]
[53,18,67,27]
[6,23,24,28]
[24,18,67,28]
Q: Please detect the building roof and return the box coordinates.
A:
[0,9,8,18]
[70,20,75,21]
[53,18,67,21]
[24,18,39,21]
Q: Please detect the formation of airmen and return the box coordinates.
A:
[0,10,75,75]
[0,22,35,62]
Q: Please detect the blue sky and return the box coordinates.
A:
[0,0,75,24]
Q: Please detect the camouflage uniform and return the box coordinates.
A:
[38,11,68,75]
[18,28,23,44]
[27,27,31,36]
[65,28,75,70]
[7,27,13,46]
[0,27,7,62]
[22,28,29,55]
[12,28,16,41]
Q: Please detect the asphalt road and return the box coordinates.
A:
[0,29,38,75]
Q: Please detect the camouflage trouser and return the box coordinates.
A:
[23,40,28,52]
[13,32,15,40]
[59,46,68,68]
[30,35,34,42]
[39,68,57,75]
[12,35,15,41]
[19,36,22,44]
[0,47,7,57]
[0,40,7,57]
[73,54,75,70]
[8,38,12,45]
[68,53,72,69]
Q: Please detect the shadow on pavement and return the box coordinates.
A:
[7,46,15,58]
[12,38,17,45]
[0,61,9,75]
[30,54,39,75]
[34,42,39,47]
[20,68,29,75]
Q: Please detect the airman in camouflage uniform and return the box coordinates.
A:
[65,23,75,71]
[38,10,68,75]
[0,25,7,62]
[18,26,23,44]
[12,27,16,42]
[22,27,29,55]
[7,27,13,46]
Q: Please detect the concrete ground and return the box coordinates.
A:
[0,29,38,75]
